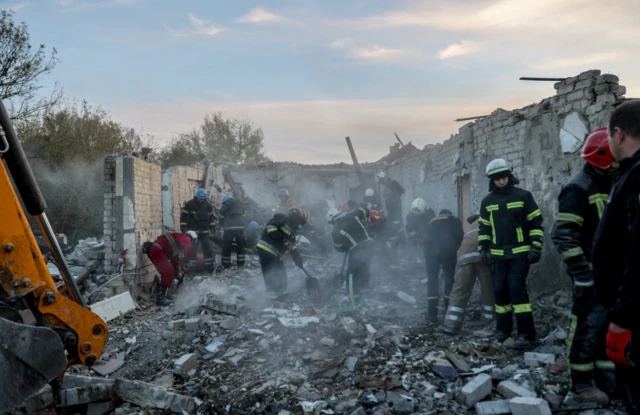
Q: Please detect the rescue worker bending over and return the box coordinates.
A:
[406,198,435,268]
[376,172,406,272]
[593,101,640,412]
[440,214,494,335]
[219,194,246,269]
[144,231,196,306]
[479,159,543,350]
[552,127,616,403]
[246,221,261,252]
[278,189,297,212]
[361,188,380,211]
[180,188,216,273]
[257,208,308,301]
[424,209,464,323]
[327,207,374,306]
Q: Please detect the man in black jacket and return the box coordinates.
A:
[593,100,640,413]
[478,159,544,350]
[552,127,616,403]
[376,172,405,272]
[424,210,464,323]
[406,198,435,269]
[219,194,246,269]
[180,188,217,272]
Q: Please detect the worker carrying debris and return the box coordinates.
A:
[180,188,217,273]
[361,188,380,211]
[593,101,640,413]
[423,209,463,323]
[479,159,544,350]
[327,207,374,307]
[143,231,196,306]
[257,207,308,301]
[552,127,616,403]
[278,189,297,212]
[219,194,246,269]
[406,198,435,268]
[375,172,406,272]
[440,214,494,335]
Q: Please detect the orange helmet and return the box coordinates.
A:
[581,127,613,169]
[288,207,308,227]
[369,210,383,225]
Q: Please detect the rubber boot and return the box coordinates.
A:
[512,334,534,350]
[575,384,609,404]
[156,285,172,306]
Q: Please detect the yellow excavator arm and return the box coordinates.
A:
[0,99,108,411]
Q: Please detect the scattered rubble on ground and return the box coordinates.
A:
[20,253,627,414]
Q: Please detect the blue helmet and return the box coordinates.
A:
[223,194,233,203]
[278,189,289,198]
[248,221,260,232]
[195,188,207,200]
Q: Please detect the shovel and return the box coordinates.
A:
[300,266,321,298]
[332,252,349,289]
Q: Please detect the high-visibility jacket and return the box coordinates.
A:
[257,213,297,257]
[478,178,544,259]
[406,209,435,241]
[331,209,372,253]
[424,214,464,255]
[551,164,612,282]
[180,198,216,234]
[457,220,481,267]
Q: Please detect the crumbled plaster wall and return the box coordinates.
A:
[162,165,205,231]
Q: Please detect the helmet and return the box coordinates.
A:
[248,221,260,232]
[288,207,308,227]
[485,159,511,177]
[223,194,233,203]
[278,189,289,198]
[185,230,198,240]
[581,127,613,169]
[195,188,207,200]
[411,198,427,213]
[326,208,340,223]
[369,210,383,225]
[375,172,386,182]
[365,188,375,197]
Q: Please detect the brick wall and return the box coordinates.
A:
[162,165,204,231]
[103,156,117,274]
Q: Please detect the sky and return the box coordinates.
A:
[3,0,640,163]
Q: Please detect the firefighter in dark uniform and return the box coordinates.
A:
[327,207,374,306]
[552,127,616,403]
[362,188,380,211]
[424,209,464,323]
[479,158,543,350]
[257,207,308,301]
[593,101,640,413]
[180,188,217,272]
[406,198,436,268]
[376,172,405,272]
[246,221,261,252]
[219,194,246,269]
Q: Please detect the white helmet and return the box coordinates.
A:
[486,158,511,177]
[326,208,341,223]
[375,172,386,182]
[411,198,427,214]
[365,188,375,197]
[185,230,198,241]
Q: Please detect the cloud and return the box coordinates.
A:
[438,41,481,60]
[237,7,297,25]
[530,51,627,71]
[327,38,353,49]
[167,13,225,37]
[5,2,29,11]
[327,38,409,61]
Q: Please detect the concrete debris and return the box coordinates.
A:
[92,358,125,375]
[184,317,201,331]
[509,397,552,415]
[89,291,137,322]
[457,373,492,407]
[396,291,416,304]
[173,353,197,379]
[58,384,112,407]
[345,356,358,372]
[497,380,538,399]
[113,379,197,413]
[475,399,512,415]
[524,352,556,367]
[365,324,377,334]
[24,385,53,413]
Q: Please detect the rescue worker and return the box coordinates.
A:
[278,189,297,211]
[593,100,640,413]
[423,209,464,323]
[257,207,308,301]
[327,207,374,306]
[479,159,543,350]
[440,214,494,335]
[144,231,197,306]
[551,127,616,403]
[362,188,380,211]
[376,172,406,272]
[406,198,436,267]
[219,194,246,269]
[180,188,216,272]
[246,221,261,252]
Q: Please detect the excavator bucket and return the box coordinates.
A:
[0,317,68,412]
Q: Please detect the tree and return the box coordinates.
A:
[0,11,62,121]
[157,112,270,168]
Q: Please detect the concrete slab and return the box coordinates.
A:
[89,291,136,322]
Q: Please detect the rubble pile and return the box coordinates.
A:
[23,254,626,414]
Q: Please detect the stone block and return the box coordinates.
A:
[578,69,601,80]
[597,74,619,85]
[457,373,493,407]
[567,90,585,102]
[595,83,614,95]
[509,397,552,415]
[25,385,54,413]
[616,85,626,97]
[174,353,197,379]
[62,375,116,389]
[220,318,239,330]
[87,401,117,415]
[185,317,201,331]
[58,384,112,407]
[497,380,537,399]
[596,93,617,104]
[524,352,556,367]
[90,291,136,322]
[112,379,196,413]
[574,78,596,90]
[475,399,512,415]
[556,83,574,95]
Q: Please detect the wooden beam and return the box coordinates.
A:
[455,115,490,122]
[345,136,364,183]
[393,132,405,147]
[519,77,566,82]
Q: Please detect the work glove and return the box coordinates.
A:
[182,261,195,273]
[572,271,595,302]
[480,250,491,267]
[291,248,304,268]
[528,242,542,264]
[606,324,633,367]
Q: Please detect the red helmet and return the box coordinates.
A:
[581,127,613,169]
[369,210,383,225]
